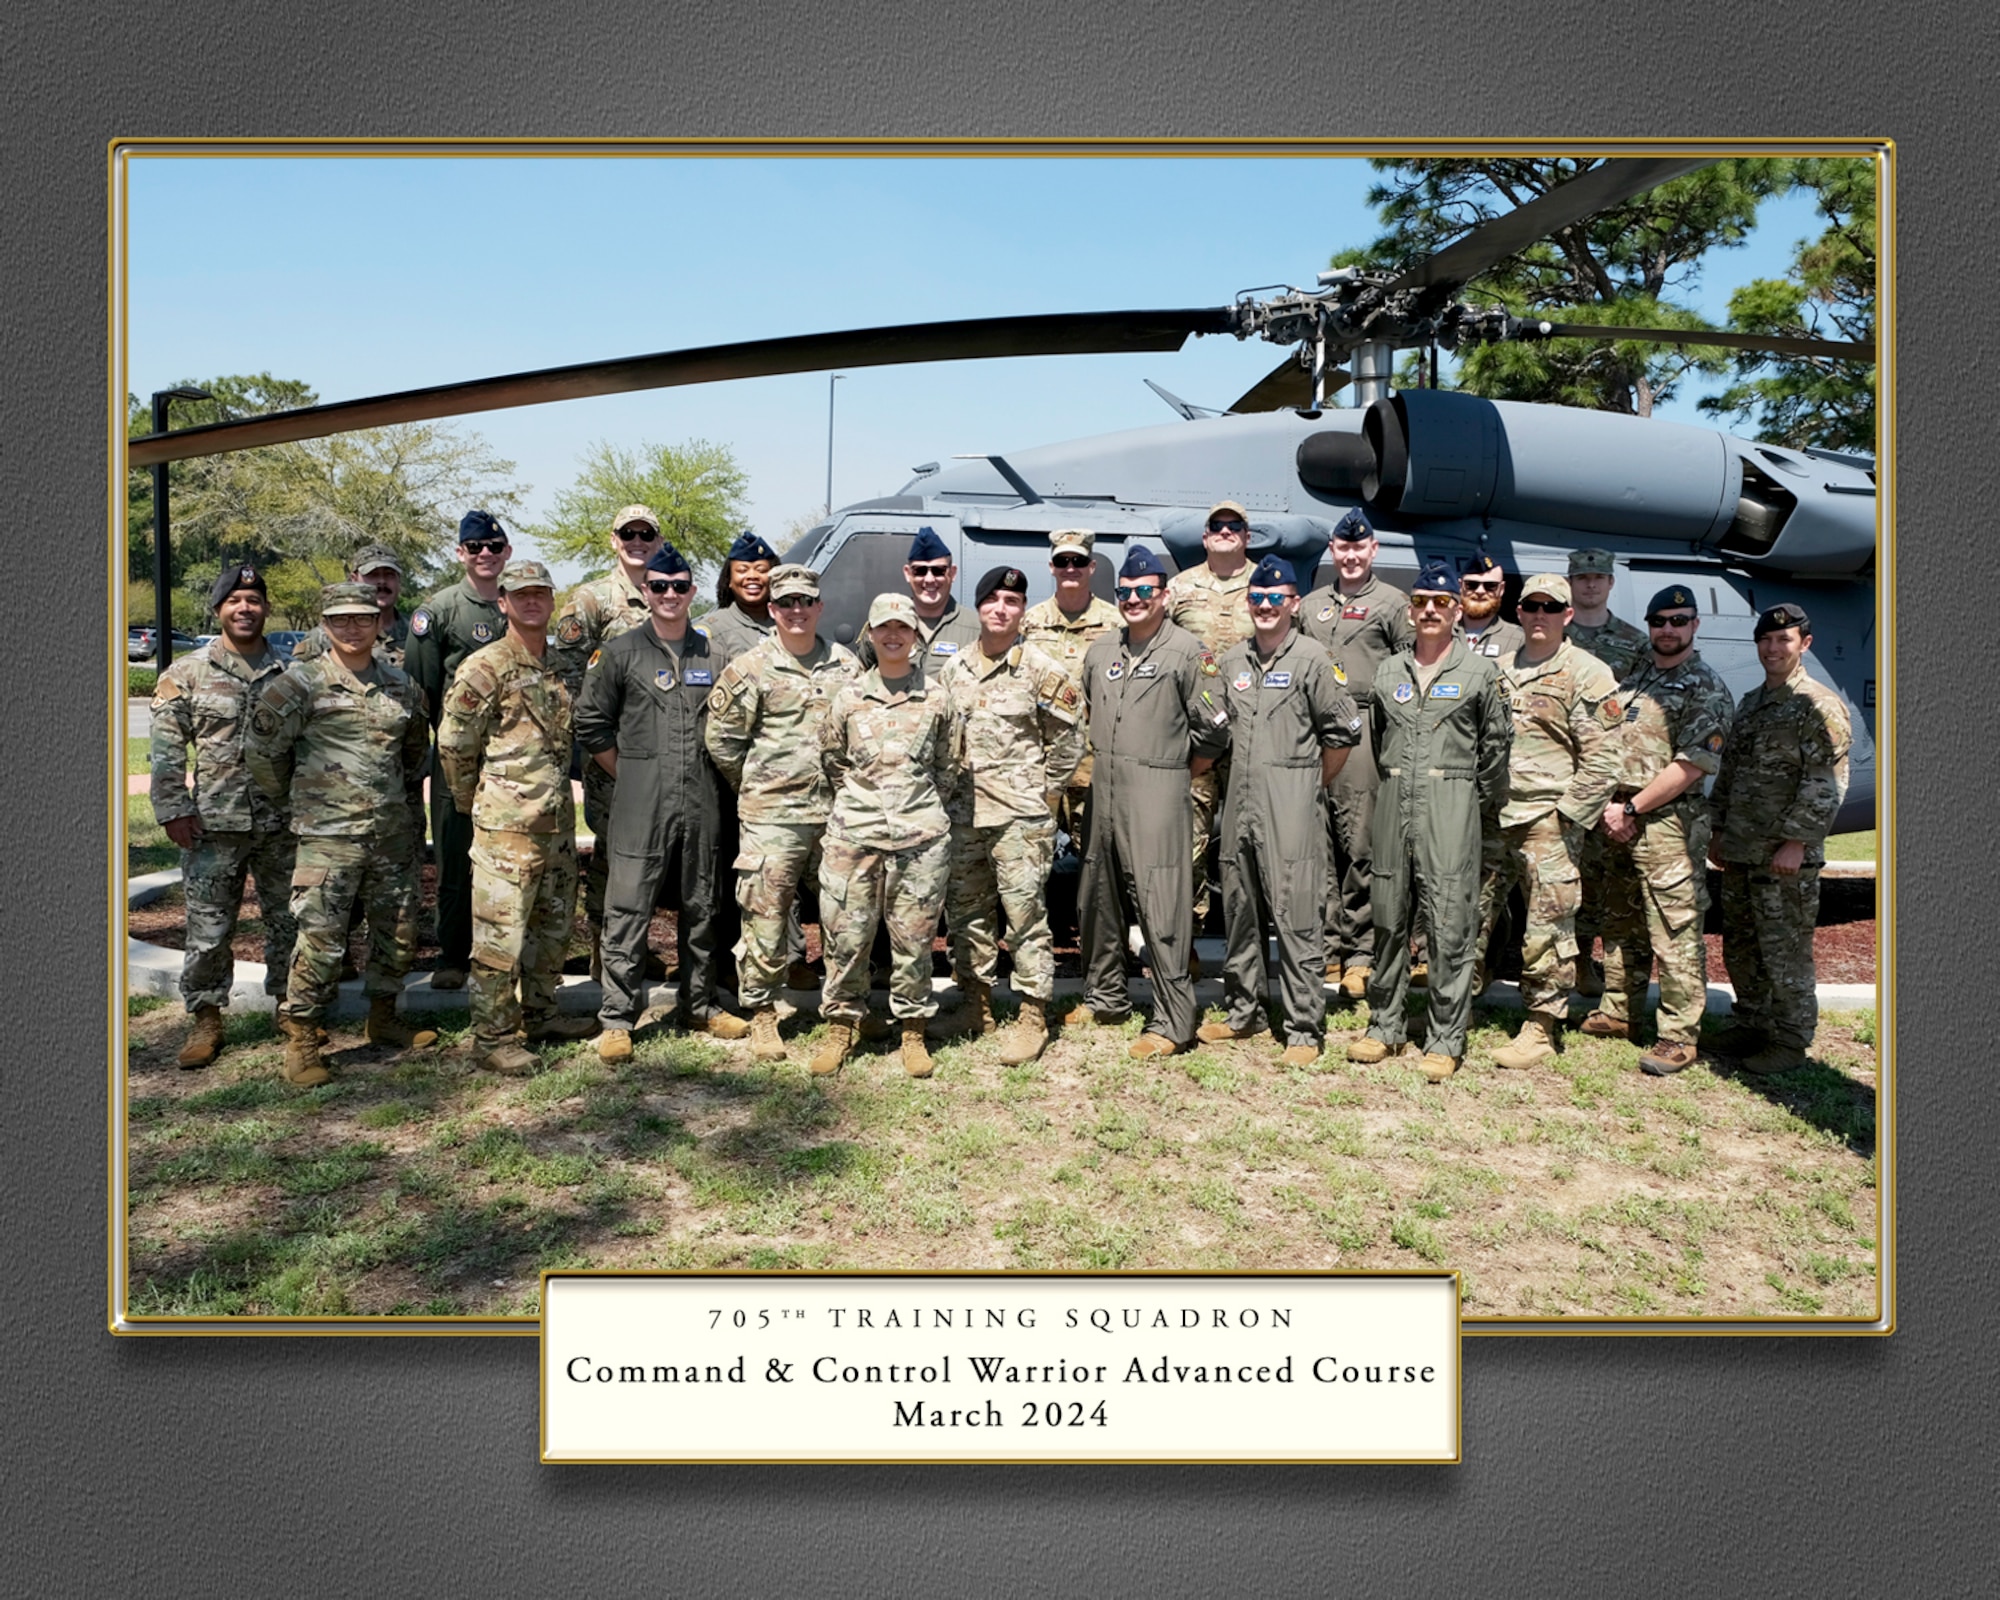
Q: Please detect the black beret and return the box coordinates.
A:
[727,531,779,565]
[645,542,692,578]
[210,563,266,609]
[1462,551,1504,577]
[974,565,1030,606]
[1753,602,1811,638]
[1646,585,1699,616]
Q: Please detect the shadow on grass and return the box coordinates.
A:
[1723,1057,1876,1157]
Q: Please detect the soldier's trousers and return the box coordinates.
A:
[1366,836,1480,1059]
[581,760,616,928]
[1477,813,1582,1025]
[468,826,579,1041]
[1574,826,1612,968]
[1188,754,1230,922]
[278,833,418,1024]
[733,819,824,1011]
[180,829,298,1010]
[1079,786,1198,1048]
[1719,865,1822,1050]
[431,781,476,970]
[600,818,720,1031]
[946,814,1059,1000]
[1325,715,1380,969]
[1220,828,1327,1048]
[819,830,951,1023]
[1598,805,1709,1045]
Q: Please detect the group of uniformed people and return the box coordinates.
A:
[150,498,1850,1092]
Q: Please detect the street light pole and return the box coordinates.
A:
[825,373,844,517]
[148,386,210,668]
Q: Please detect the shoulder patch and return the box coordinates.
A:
[1705,732,1725,752]
[1331,661,1348,685]
[154,677,184,702]
[250,704,280,737]
[708,685,731,713]
[410,608,432,637]
[1198,651,1219,677]
[586,649,603,671]
[1599,696,1622,723]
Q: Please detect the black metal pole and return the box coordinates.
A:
[151,391,173,669]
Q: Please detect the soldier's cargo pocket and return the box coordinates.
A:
[1282,857,1321,935]
[291,866,329,888]
[1642,858,1699,934]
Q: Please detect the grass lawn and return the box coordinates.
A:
[121,988,1880,1323]
[1824,831,1876,862]
[128,795,177,877]
[128,738,150,776]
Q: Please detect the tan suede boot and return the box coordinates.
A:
[809,1023,854,1076]
[177,1004,225,1070]
[366,995,438,1050]
[929,980,994,1039]
[900,1023,934,1078]
[278,1016,331,1087]
[996,998,1049,1066]
[749,1008,786,1062]
[1491,1017,1558,1069]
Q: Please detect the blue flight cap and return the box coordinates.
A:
[907,526,952,564]
[1250,554,1296,588]
[646,542,691,577]
[1412,559,1460,595]
[1119,546,1168,581]
[458,509,506,544]
[1646,584,1699,616]
[1332,509,1374,543]
[726,530,779,565]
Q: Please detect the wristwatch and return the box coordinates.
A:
[1621,799,1639,819]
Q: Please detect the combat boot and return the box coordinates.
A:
[1062,1001,1131,1028]
[176,1004,225,1070]
[1739,1042,1808,1076]
[429,966,467,991]
[278,1017,331,1088]
[1419,1053,1460,1083]
[900,1023,934,1078]
[1346,1036,1392,1065]
[1579,1011,1630,1039]
[366,996,439,1050]
[749,1008,786,1062]
[1324,957,1345,983]
[1127,1033,1184,1059]
[1491,1017,1558,1069]
[1339,966,1370,1001]
[1279,1043,1321,1068]
[472,1036,538,1076]
[703,1010,751,1041]
[597,1028,633,1064]
[808,1023,854,1076]
[1408,961,1429,989]
[996,998,1050,1066]
[1639,1040,1700,1076]
[929,980,994,1039]
[1196,1019,1269,1044]
[525,1012,600,1042]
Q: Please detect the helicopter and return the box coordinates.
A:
[128,155,1878,831]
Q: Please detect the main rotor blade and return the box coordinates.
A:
[1385,157,1715,301]
[1532,321,1875,361]
[1228,360,1351,413]
[129,309,1236,467]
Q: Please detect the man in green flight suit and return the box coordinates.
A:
[1347,560,1511,1083]
[407,510,513,991]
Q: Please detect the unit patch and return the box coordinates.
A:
[1232,670,1254,692]
[1198,652,1219,676]
[1105,662,1124,681]
[1393,682,1415,703]
[1317,605,1336,622]
[656,669,676,689]
[410,609,432,637]
[1331,661,1348,684]
[472,622,493,643]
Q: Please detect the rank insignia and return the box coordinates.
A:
[1232,670,1254,692]
[472,623,493,642]
[1393,682,1415,703]
[1106,662,1124,681]
[410,610,432,637]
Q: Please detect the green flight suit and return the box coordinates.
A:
[1365,639,1511,1060]
[1078,618,1230,1046]
[406,578,508,970]
[1215,629,1360,1047]
[573,621,736,1032]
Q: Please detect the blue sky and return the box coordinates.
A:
[126,153,1834,583]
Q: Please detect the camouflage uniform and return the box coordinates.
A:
[817,667,964,1023]
[435,633,579,1045]
[854,597,981,672]
[1214,630,1360,1047]
[1597,649,1737,1045]
[1709,664,1852,1051]
[1476,641,1622,1026]
[937,639,1086,1001]
[289,612,412,671]
[1021,593,1121,856]
[551,569,653,929]
[149,641,297,1010]
[1168,562,1254,920]
[703,634,860,1011]
[407,578,508,970]
[1566,610,1651,969]
[1301,575,1415,973]
[245,654,430,1023]
[1568,614,1649,680]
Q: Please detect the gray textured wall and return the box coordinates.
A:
[11,2,1992,1592]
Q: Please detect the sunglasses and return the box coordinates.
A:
[1116,584,1160,602]
[1460,577,1503,592]
[1411,595,1458,612]
[1051,554,1092,570]
[460,538,507,556]
[1206,518,1248,534]
[646,578,693,595]
[617,527,661,543]
[1517,599,1567,614]
[772,595,817,611]
[1647,613,1696,628]
[907,562,953,578]
[1248,590,1291,608]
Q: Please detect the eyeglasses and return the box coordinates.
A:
[461,538,507,556]
[325,612,377,627]
[1248,591,1291,608]
[1460,577,1503,593]
[1646,613,1696,629]
[772,595,817,611]
[1411,595,1457,612]
[1206,518,1248,534]
[907,562,953,578]
[646,579,693,595]
[1116,584,1160,602]
[616,526,661,543]
[1517,599,1567,614]
[1051,554,1092,570]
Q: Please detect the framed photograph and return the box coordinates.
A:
[112,139,1887,1336]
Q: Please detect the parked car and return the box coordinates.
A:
[265,630,311,659]
[128,627,202,662]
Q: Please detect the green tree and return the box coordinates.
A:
[128,373,524,619]
[1335,157,1787,415]
[529,439,749,576]
[1697,158,1876,453]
